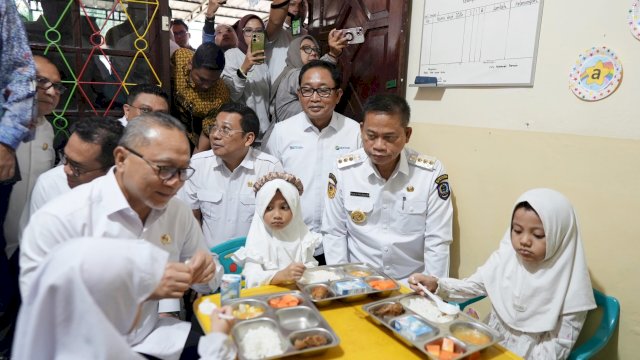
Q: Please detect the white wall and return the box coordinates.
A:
[405,0,639,358]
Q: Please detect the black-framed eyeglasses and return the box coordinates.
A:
[242,27,264,35]
[36,75,67,94]
[300,45,320,55]
[299,86,338,98]
[126,104,169,114]
[208,124,245,138]
[60,154,107,177]
[123,146,195,181]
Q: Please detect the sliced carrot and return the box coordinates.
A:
[426,344,440,356]
[439,351,454,360]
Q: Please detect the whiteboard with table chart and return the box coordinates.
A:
[418,0,544,86]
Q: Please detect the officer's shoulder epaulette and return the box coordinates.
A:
[336,151,364,169]
[408,153,437,171]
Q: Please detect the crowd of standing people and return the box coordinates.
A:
[0,0,596,359]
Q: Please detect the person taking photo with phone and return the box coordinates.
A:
[221,14,271,140]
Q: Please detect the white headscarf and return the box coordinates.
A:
[233,178,320,270]
[477,188,596,333]
[12,238,168,360]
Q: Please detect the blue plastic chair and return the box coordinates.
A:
[210,237,246,274]
[568,289,620,360]
[451,289,620,360]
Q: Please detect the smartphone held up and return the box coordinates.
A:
[341,27,365,44]
[251,32,265,63]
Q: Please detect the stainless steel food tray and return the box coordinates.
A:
[362,293,503,360]
[224,290,340,359]
[296,263,400,305]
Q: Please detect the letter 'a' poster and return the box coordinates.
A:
[418,0,544,86]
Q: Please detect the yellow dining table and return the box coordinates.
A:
[196,285,522,359]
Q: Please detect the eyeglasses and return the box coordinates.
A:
[208,124,245,137]
[126,104,169,114]
[123,146,195,181]
[242,27,264,35]
[300,45,320,55]
[36,75,67,94]
[60,154,107,177]
[173,30,188,36]
[299,86,338,98]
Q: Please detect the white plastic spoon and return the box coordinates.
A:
[414,282,460,316]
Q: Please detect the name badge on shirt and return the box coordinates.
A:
[349,192,370,198]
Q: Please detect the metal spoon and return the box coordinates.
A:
[414,282,460,316]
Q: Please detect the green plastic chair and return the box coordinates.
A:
[452,289,620,360]
[568,289,620,360]
[210,237,246,274]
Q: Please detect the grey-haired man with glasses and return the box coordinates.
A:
[20,112,224,359]
[178,102,283,247]
[263,60,361,265]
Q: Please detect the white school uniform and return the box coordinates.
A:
[232,178,321,288]
[435,188,596,359]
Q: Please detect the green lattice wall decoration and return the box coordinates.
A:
[20,0,163,138]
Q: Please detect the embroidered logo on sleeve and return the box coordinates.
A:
[435,174,451,200]
[328,173,337,199]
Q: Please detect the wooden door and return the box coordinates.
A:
[308,0,411,122]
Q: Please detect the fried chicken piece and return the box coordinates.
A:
[372,303,404,317]
[311,286,329,300]
[294,335,328,350]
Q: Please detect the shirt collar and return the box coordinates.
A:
[366,148,410,180]
[101,167,135,216]
[214,147,255,171]
[302,112,338,132]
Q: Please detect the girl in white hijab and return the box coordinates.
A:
[232,172,321,288]
[408,188,596,360]
[12,237,236,360]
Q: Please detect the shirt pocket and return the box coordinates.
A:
[344,195,375,232]
[197,191,223,220]
[239,193,256,223]
[394,199,427,235]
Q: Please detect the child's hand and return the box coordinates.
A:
[271,262,306,285]
[210,306,234,334]
[408,273,438,294]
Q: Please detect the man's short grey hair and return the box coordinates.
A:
[119,112,186,148]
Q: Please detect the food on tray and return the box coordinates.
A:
[391,315,435,341]
[425,338,465,360]
[293,334,328,350]
[401,296,456,323]
[368,279,396,291]
[302,269,342,283]
[197,298,217,315]
[310,286,330,300]
[232,304,264,320]
[268,294,300,308]
[452,327,491,345]
[372,302,405,317]
[333,279,368,296]
[239,325,285,359]
[349,270,371,277]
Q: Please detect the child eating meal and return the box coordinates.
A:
[409,188,596,359]
[232,172,321,288]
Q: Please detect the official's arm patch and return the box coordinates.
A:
[435,174,450,200]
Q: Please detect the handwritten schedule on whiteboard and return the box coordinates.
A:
[419,0,544,86]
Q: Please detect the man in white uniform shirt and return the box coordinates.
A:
[179,102,283,247]
[118,83,170,127]
[20,112,223,359]
[263,60,361,263]
[27,116,124,217]
[322,94,453,280]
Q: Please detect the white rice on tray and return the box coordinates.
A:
[302,269,342,283]
[401,296,455,324]
[239,325,285,359]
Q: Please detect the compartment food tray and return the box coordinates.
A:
[195,290,340,359]
[296,263,400,305]
[362,293,503,360]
